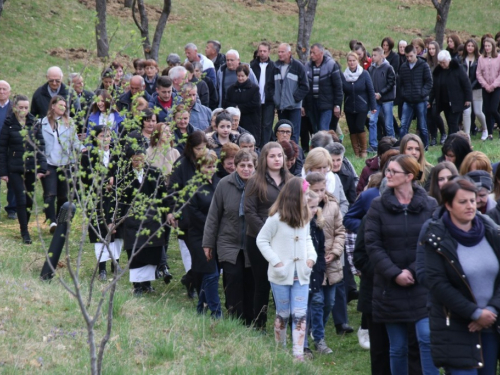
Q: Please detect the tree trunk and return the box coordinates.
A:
[132,0,152,59]
[149,0,172,61]
[124,0,133,8]
[431,0,452,49]
[95,0,109,58]
[296,0,319,64]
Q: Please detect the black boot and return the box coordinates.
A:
[21,230,32,245]
[429,137,437,146]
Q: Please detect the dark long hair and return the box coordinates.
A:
[184,130,209,164]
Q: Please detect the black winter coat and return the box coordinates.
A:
[418,212,500,369]
[368,60,396,103]
[31,83,69,119]
[352,217,373,314]
[341,70,376,114]
[486,200,500,225]
[250,58,275,104]
[185,177,220,273]
[462,58,482,90]
[385,51,400,74]
[68,89,95,134]
[223,79,261,140]
[116,90,152,112]
[399,58,433,103]
[365,185,437,323]
[0,113,47,176]
[309,218,326,294]
[430,59,473,113]
[304,56,343,111]
[336,159,358,206]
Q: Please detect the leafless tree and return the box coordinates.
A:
[124,0,133,8]
[132,0,172,61]
[295,0,319,63]
[431,0,452,48]
[95,0,109,58]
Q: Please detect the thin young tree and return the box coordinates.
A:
[432,0,452,48]
[95,0,109,58]
[296,0,319,63]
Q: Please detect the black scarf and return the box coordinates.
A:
[442,211,485,247]
[235,173,246,217]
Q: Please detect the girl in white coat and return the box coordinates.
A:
[257,176,317,361]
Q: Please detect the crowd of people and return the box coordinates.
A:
[1,31,500,372]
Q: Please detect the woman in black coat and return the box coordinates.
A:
[80,125,120,281]
[365,154,438,375]
[0,95,47,244]
[222,64,262,146]
[185,149,221,318]
[429,50,472,136]
[117,147,168,295]
[417,177,500,374]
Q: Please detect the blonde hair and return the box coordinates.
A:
[459,151,492,176]
[304,148,333,173]
[306,190,325,229]
[346,51,359,63]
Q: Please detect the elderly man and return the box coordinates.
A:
[184,43,216,84]
[193,61,218,110]
[271,43,309,144]
[216,49,258,107]
[168,66,189,94]
[304,43,343,133]
[116,75,151,112]
[205,40,226,73]
[166,53,181,67]
[68,73,94,132]
[181,83,211,131]
[0,80,17,219]
[31,66,69,118]
[250,41,276,148]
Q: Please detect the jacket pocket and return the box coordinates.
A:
[358,95,367,105]
[273,264,288,280]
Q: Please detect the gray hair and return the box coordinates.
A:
[238,133,256,144]
[437,50,451,62]
[324,142,345,156]
[68,73,81,81]
[131,75,145,86]
[47,66,63,78]
[211,108,224,117]
[169,66,188,81]
[122,73,133,82]
[192,61,203,70]
[0,80,11,90]
[184,43,198,51]
[207,40,221,53]
[310,131,333,149]
[225,106,241,117]
[226,49,240,59]
[182,82,197,91]
[280,43,292,52]
[311,43,325,52]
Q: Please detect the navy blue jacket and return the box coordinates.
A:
[341,70,376,114]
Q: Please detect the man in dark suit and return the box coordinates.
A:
[31,66,69,119]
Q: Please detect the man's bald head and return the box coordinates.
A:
[129,75,145,96]
[46,66,63,91]
[0,80,11,104]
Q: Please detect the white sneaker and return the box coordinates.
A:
[481,130,488,141]
[357,327,370,350]
[49,222,57,234]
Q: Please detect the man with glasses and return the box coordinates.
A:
[31,66,69,119]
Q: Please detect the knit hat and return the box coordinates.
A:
[274,119,294,137]
[466,170,493,192]
[166,53,181,65]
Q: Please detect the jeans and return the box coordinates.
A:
[193,267,222,318]
[385,317,439,375]
[309,284,336,342]
[448,331,499,375]
[271,280,309,357]
[308,103,333,132]
[328,279,349,327]
[400,101,428,148]
[41,164,70,223]
[260,102,275,148]
[277,108,301,144]
[247,235,271,329]
[369,102,395,147]
[366,313,391,375]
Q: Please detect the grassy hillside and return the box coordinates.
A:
[0,0,500,373]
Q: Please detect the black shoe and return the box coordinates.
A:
[8,212,17,220]
[133,287,144,297]
[155,264,172,284]
[347,290,359,303]
[488,134,493,141]
[143,285,155,294]
[21,231,32,245]
[471,126,478,136]
[440,133,448,145]
[335,324,354,335]
[181,273,195,298]
[163,269,173,285]
[98,270,107,282]
[429,137,437,146]
[303,347,314,360]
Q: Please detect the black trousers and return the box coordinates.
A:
[427,104,445,138]
[483,88,500,135]
[345,112,367,134]
[41,165,70,223]
[9,171,36,233]
[366,313,391,375]
[221,250,254,326]
[247,235,271,329]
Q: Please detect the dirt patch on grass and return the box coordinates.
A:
[47,48,133,68]
[78,0,183,23]
[237,0,298,16]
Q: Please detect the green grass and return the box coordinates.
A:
[0,0,500,373]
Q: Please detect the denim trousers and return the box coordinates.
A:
[194,266,222,319]
[271,280,309,357]
[308,102,333,133]
[400,101,428,148]
[369,101,395,147]
[385,317,439,375]
[277,108,302,144]
[448,331,499,375]
[310,283,336,342]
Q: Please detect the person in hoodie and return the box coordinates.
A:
[429,50,472,136]
[148,76,179,123]
[368,47,396,153]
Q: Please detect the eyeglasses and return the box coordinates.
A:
[385,168,407,176]
[277,130,292,135]
[48,79,61,83]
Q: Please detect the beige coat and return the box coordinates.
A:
[146,144,180,183]
[322,194,346,285]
